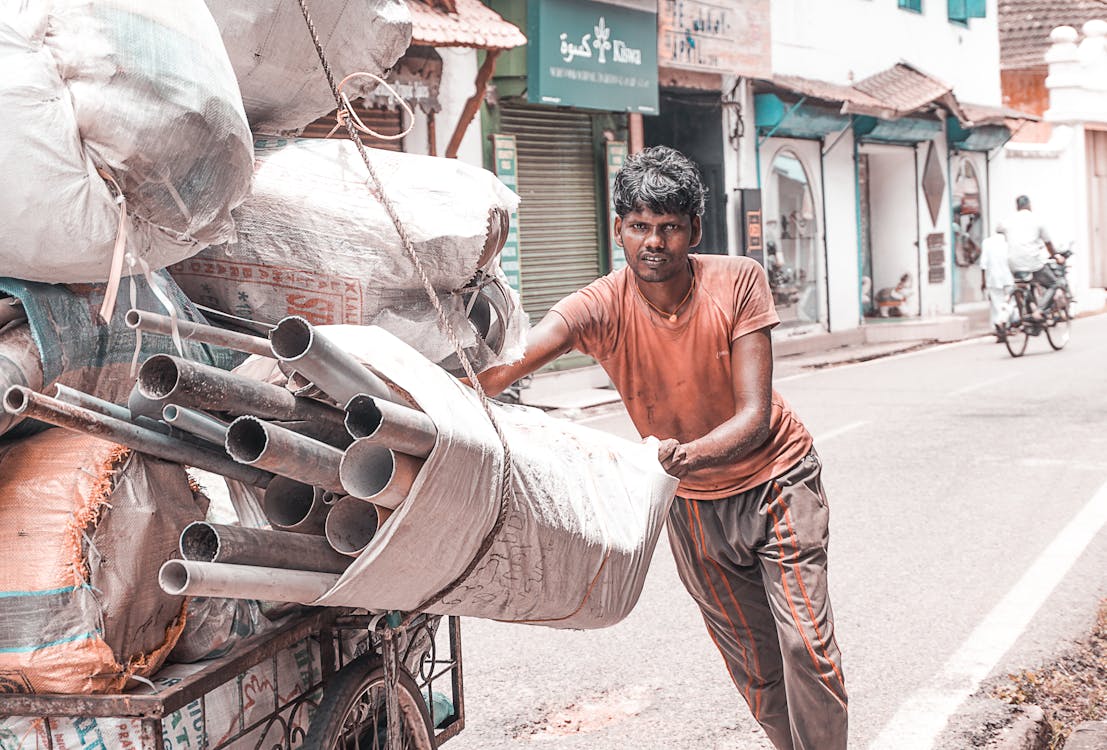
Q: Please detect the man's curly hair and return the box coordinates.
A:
[613,145,706,219]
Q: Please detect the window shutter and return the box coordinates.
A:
[898,0,922,12]
[966,0,985,17]
[948,0,968,21]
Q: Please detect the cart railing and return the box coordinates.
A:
[0,609,463,750]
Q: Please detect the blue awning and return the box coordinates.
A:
[947,121,1013,152]
[754,93,849,140]
[853,114,942,145]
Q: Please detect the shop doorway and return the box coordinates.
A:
[1089,130,1107,288]
[859,146,920,319]
[642,89,727,254]
[952,157,985,304]
[762,149,824,328]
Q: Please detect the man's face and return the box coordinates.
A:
[615,207,702,284]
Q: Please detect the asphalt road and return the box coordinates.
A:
[447,313,1107,750]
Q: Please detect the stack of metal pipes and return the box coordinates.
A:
[0,311,437,606]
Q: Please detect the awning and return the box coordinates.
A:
[754,93,849,140]
[365,46,442,114]
[407,0,526,50]
[947,102,1040,151]
[854,114,942,144]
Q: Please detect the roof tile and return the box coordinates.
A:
[999,0,1107,70]
[407,0,526,50]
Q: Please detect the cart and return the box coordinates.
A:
[0,607,463,750]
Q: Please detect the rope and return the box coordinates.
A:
[296,0,518,621]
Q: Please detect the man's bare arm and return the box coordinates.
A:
[467,312,575,396]
[657,327,773,477]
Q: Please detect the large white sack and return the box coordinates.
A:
[310,327,679,630]
[0,0,253,283]
[170,138,528,370]
[205,0,411,135]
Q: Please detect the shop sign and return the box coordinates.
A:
[659,0,771,77]
[491,134,522,293]
[528,0,659,114]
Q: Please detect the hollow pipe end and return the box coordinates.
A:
[2,385,29,414]
[270,316,313,362]
[159,559,189,596]
[124,309,141,329]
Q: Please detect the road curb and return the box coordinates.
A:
[984,704,1051,750]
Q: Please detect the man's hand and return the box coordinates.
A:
[657,438,691,477]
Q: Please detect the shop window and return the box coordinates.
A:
[898,0,922,13]
[764,151,822,327]
[948,0,985,23]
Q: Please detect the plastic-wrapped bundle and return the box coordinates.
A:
[0,432,207,693]
[204,0,412,135]
[170,138,528,371]
[307,327,678,630]
[0,0,253,282]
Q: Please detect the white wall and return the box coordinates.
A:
[406,47,485,167]
[771,0,1001,105]
[823,128,862,329]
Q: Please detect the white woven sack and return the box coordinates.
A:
[170,138,528,369]
[0,0,253,283]
[311,326,679,630]
[204,0,411,135]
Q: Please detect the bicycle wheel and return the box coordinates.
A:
[1003,290,1029,358]
[304,652,437,750]
[1045,289,1072,350]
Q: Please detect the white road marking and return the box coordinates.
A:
[812,421,867,444]
[947,373,1016,398]
[869,477,1107,750]
[776,337,985,383]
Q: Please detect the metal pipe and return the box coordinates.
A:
[179,521,351,574]
[54,383,172,436]
[338,440,422,510]
[262,476,330,534]
[0,324,42,437]
[126,309,272,358]
[2,386,272,487]
[226,416,345,492]
[344,394,437,458]
[162,404,228,444]
[269,316,394,405]
[138,354,346,431]
[158,559,340,604]
[325,495,394,556]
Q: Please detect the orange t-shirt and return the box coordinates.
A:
[551,254,813,499]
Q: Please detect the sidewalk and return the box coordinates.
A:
[518,309,996,417]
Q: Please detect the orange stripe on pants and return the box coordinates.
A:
[665,449,847,750]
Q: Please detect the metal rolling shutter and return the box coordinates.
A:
[300,105,405,152]
[500,105,602,323]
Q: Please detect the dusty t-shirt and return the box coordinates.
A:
[551,254,812,499]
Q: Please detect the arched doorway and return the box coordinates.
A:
[952,157,985,304]
[763,150,823,328]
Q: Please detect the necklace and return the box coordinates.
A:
[634,272,696,322]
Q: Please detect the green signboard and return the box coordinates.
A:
[491,134,522,293]
[527,0,659,114]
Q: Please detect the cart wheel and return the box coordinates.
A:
[303,652,437,750]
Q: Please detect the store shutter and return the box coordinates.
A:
[499,104,602,323]
[300,104,405,152]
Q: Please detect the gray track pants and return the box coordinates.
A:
[667,449,848,750]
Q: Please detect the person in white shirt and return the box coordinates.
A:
[980,233,1014,341]
[996,195,1064,317]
